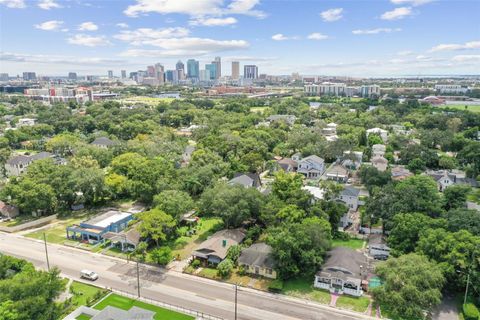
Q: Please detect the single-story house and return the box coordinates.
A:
[275,157,297,172]
[66,210,134,244]
[325,164,349,183]
[337,186,361,211]
[238,243,277,279]
[0,201,19,218]
[368,234,390,260]
[391,165,413,181]
[102,227,141,252]
[192,229,246,265]
[302,186,325,202]
[228,173,262,189]
[314,247,368,297]
[371,155,388,172]
[90,137,118,149]
[427,170,479,192]
[297,155,325,179]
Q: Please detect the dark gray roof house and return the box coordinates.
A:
[93,306,154,320]
[91,137,117,148]
[238,243,275,270]
[340,186,361,198]
[193,228,246,264]
[228,173,262,188]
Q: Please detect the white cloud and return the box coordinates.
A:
[67,34,111,47]
[0,0,25,8]
[114,27,190,44]
[190,17,237,26]
[271,33,289,41]
[78,22,98,31]
[124,0,265,18]
[429,40,480,52]
[34,20,64,31]
[320,8,343,22]
[307,32,328,40]
[381,7,413,20]
[397,50,414,56]
[38,0,61,10]
[352,28,402,35]
[116,23,129,28]
[0,51,126,65]
[451,55,480,62]
[390,0,433,6]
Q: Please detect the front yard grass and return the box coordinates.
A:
[336,295,370,313]
[167,218,223,260]
[69,281,109,308]
[332,238,365,250]
[281,277,330,305]
[93,293,194,320]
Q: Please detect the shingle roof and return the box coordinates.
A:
[300,155,325,165]
[91,137,117,146]
[92,306,154,320]
[238,243,275,269]
[316,247,367,280]
[341,186,360,197]
[6,155,30,166]
[194,229,246,260]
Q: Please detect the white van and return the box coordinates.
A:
[80,269,99,281]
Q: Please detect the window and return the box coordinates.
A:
[266,268,272,275]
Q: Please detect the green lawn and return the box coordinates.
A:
[250,106,271,114]
[282,277,330,304]
[197,267,220,279]
[70,281,109,308]
[94,294,194,320]
[75,314,92,320]
[167,218,223,260]
[332,238,365,250]
[336,295,370,313]
[467,188,480,204]
[439,104,480,113]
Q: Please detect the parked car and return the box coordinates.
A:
[80,269,99,281]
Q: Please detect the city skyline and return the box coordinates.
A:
[0,0,479,76]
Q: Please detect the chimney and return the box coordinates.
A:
[222,239,227,247]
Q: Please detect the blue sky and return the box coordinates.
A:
[0,0,479,77]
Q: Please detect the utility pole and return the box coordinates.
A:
[464,272,470,305]
[136,260,141,298]
[43,233,50,271]
[234,284,238,320]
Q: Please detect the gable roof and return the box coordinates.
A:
[371,155,388,164]
[91,137,117,146]
[300,155,324,165]
[92,306,154,320]
[228,173,261,188]
[6,155,30,166]
[194,229,246,260]
[341,186,360,197]
[238,243,275,269]
[317,247,367,281]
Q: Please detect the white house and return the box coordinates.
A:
[314,247,367,297]
[297,155,325,179]
[366,128,388,143]
[16,118,36,127]
[337,186,361,211]
[368,234,390,260]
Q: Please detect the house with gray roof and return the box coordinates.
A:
[266,115,297,126]
[313,247,368,297]
[5,152,65,176]
[337,186,361,211]
[228,173,261,189]
[63,305,154,320]
[91,137,118,149]
[193,228,246,265]
[325,163,349,183]
[297,155,325,179]
[427,170,478,191]
[238,243,277,279]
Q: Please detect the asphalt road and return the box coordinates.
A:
[0,232,375,320]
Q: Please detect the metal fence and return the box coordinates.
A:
[109,288,224,320]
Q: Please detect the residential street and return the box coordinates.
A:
[0,231,375,320]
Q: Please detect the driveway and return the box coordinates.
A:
[431,295,459,320]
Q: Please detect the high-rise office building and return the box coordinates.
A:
[187,59,199,79]
[176,60,185,80]
[107,70,113,78]
[68,72,77,80]
[121,70,127,79]
[154,63,164,83]
[0,73,9,81]
[199,70,209,82]
[231,61,240,80]
[147,65,155,77]
[205,63,217,80]
[22,72,36,81]
[213,56,221,79]
[243,65,258,79]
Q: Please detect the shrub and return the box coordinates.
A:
[150,246,172,266]
[217,258,234,278]
[463,303,480,320]
[268,279,284,293]
[191,259,201,269]
[226,245,242,264]
[238,265,247,276]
